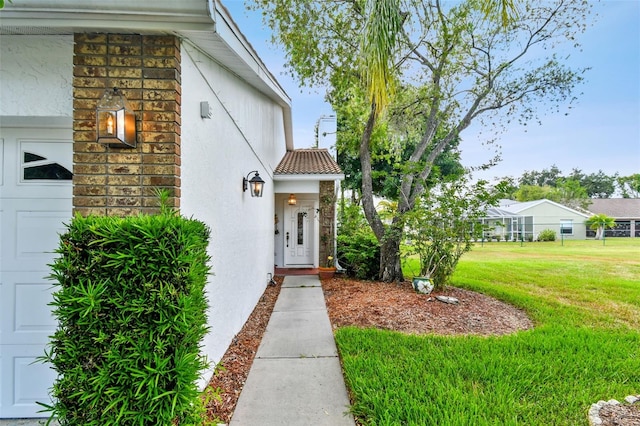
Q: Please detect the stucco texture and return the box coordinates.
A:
[179,42,287,386]
[0,35,73,116]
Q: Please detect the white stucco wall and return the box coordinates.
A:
[0,35,73,117]
[179,41,287,387]
[274,179,319,195]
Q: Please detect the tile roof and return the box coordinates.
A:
[587,198,640,218]
[274,148,342,175]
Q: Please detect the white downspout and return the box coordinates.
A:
[334,179,346,272]
[206,0,216,30]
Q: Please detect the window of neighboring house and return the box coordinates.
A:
[560,219,573,235]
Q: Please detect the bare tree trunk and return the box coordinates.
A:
[379,219,404,282]
[359,104,385,241]
[359,103,405,282]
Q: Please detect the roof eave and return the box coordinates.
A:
[274,174,344,182]
[0,0,215,32]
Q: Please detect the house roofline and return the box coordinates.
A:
[504,198,590,218]
[274,174,344,182]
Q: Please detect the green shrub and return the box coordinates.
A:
[338,200,370,237]
[537,229,557,242]
[337,230,380,280]
[404,178,495,289]
[337,201,380,280]
[43,212,211,425]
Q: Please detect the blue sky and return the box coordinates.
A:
[223,0,639,181]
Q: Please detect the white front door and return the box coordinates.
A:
[0,126,73,418]
[283,201,315,266]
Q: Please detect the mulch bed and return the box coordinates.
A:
[322,277,534,335]
[594,399,640,426]
[205,276,283,424]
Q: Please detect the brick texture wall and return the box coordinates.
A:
[319,181,337,266]
[73,33,181,216]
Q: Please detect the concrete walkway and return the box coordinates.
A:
[229,275,355,426]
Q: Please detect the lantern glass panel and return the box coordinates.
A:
[96,88,136,148]
[251,180,264,197]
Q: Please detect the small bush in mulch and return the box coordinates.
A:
[337,231,380,280]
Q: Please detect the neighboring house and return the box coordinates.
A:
[481,199,590,241]
[0,1,342,418]
[586,198,640,238]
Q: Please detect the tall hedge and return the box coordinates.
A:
[43,213,211,425]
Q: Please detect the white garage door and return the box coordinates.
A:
[0,126,72,418]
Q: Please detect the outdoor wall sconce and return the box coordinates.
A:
[96,87,136,148]
[288,194,297,205]
[243,171,265,197]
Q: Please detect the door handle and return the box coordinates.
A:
[286,232,289,247]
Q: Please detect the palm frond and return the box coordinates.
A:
[360,0,403,116]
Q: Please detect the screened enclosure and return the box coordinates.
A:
[479,207,534,241]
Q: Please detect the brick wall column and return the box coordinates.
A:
[319,181,337,266]
[73,33,181,216]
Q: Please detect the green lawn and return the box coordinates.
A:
[336,239,640,425]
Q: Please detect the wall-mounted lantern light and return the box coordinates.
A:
[243,171,265,197]
[96,87,136,148]
[288,194,297,205]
